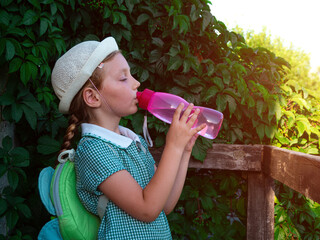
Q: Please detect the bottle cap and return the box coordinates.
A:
[136,89,155,110]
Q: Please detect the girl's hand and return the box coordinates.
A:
[184,132,200,153]
[166,103,206,152]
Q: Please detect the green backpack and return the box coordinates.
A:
[38,149,106,240]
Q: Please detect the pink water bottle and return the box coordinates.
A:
[137,89,223,139]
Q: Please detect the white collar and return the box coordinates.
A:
[81,123,142,149]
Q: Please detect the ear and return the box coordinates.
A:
[82,87,101,108]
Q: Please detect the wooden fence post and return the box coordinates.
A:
[247,172,274,240]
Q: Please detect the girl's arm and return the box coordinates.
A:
[162,133,200,214]
[98,103,205,222]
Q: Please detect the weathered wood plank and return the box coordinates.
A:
[263,145,320,203]
[150,144,263,171]
[247,172,275,240]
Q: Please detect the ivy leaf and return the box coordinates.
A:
[192,138,212,161]
[226,95,237,115]
[22,10,39,25]
[119,12,127,26]
[216,94,227,112]
[167,56,182,71]
[37,135,60,155]
[182,59,191,73]
[112,11,120,24]
[22,100,43,115]
[20,62,32,85]
[140,69,149,83]
[151,37,164,48]
[149,49,162,63]
[40,18,49,36]
[233,128,243,141]
[307,148,319,154]
[16,203,31,218]
[7,169,19,191]
[136,13,149,25]
[275,132,290,145]
[190,4,198,22]
[122,29,132,41]
[11,147,29,167]
[28,0,41,10]
[256,100,265,119]
[12,103,23,122]
[125,0,134,13]
[256,123,265,140]
[5,39,15,61]
[247,96,255,108]
[265,125,276,139]
[103,7,111,18]
[211,77,224,91]
[291,95,310,110]
[8,57,22,73]
[52,38,66,55]
[201,10,211,31]
[131,112,144,134]
[296,121,306,137]
[0,9,10,26]
[222,68,231,85]
[22,105,37,130]
[6,209,19,230]
[204,86,219,103]
[201,196,213,210]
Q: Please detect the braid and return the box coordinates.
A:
[60,114,79,154]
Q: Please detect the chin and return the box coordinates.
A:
[122,107,138,117]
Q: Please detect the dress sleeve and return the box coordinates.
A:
[76,137,126,193]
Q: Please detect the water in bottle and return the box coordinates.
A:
[137,89,223,139]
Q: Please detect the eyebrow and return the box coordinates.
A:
[118,67,131,74]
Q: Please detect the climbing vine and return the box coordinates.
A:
[0,0,319,239]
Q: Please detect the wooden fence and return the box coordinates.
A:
[150,144,320,240]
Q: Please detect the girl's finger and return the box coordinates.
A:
[193,123,207,134]
[172,103,184,122]
[180,103,194,122]
[186,108,200,127]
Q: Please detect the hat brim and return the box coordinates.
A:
[59,37,119,114]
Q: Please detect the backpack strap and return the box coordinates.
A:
[58,149,109,220]
[143,112,153,147]
[58,149,75,163]
[97,195,109,219]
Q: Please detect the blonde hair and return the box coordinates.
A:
[59,51,120,156]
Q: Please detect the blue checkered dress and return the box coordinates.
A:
[75,123,172,239]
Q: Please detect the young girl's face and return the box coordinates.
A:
[98,53,141,117]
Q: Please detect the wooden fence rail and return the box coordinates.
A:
[150,144,320,240]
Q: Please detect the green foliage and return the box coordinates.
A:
[0,0,319,239]
[168,170,246,239]
[0,136,31,236]
[275,184,320,240]
[236,27,320,240]
[237,27,320,96]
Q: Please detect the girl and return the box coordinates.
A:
[51,37,205,239]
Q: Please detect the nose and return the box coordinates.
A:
[133,77,140,89]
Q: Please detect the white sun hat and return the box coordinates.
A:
[51,37,119,114]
